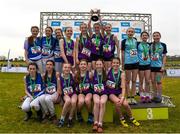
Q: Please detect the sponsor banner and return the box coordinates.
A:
[1,67,28,73]
[166,69,180,77]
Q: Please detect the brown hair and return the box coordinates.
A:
[28,26,39,45]
[79,23,90,50]
[152,31,161,53]
[95,58,106,82]
[75,59,88,84]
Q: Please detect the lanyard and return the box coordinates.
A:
[141,42,149,57]
[95,35,100,47]
[81,71,87,85]
[97,72,103,84]
[127,38,135,50]
[65,38,72,51]
[64,74,70,88]
[112,69,121,86]
[47,76,52,87]
[154,43,161,54]
[105,35,111,48]
[30,77,36,92]
[46,37,51,47]
[81,36,87,46]
[33,38,37,48]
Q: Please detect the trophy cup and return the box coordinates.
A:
[90,8,100,22]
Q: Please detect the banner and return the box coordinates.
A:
[166,69,180,77]
[47,19,145,42]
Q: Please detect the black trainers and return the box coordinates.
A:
[67,119,73,128]
[87,113,94,124]
[24,111,32,121]
[77,112,84,123]
[58,119,64,128]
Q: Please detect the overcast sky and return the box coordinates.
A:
[0,0,179,58]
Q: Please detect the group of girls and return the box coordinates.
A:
[121,28,167,104]
[22,18,167,132]
[22,58,140,133]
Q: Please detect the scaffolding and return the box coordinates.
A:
[40,12,152,40]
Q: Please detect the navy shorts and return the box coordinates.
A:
[139,64,151,71]
[151,67,162,72]
[124,62,139,70]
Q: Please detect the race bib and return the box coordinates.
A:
[103,45,111,52]
[46,85,56,94]
[66,49,73,56]
[130,49,137,57]
[106,80,116,89]
[31,46,41,54]
[79,83,90,92]
[94,84,104,93]
[42,47,51,55]
[29,84,41,92]
[63,86,73,95]
[54,51,61,58]
[82,48,91,57]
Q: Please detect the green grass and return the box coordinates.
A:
[0,73,180,133]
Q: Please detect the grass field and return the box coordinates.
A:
[0,73,180,133]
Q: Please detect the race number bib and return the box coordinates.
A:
[106,80,116,89]
[79,83,90,92]
[42,47,51,55]
[94,84,104,93]
[103,45,111,52]
[63,86,73,95]
[46,85,56,94]
[29,84,41,92]
[54,51,61,58]
[66,49,73,56]
[82,48,91,57]
[31,46,41,54]
[130,49,137,57]
[151,53,159,61]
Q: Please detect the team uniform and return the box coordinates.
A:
[106,68,122,95]
[121,38,139,69]
[54,38,63,73]
[103,34,116,61]
[63,38,75,66]
[21,73,45,120]
[24,37,43,72]
[41,36,56,72]
[77,71,92,95]
[60,73,76,97]
[150,42,167,72]
[137,42,151,70]
[91,34,104,61]
[78,35,92,62]
[92,70,108,95]
[40,73,58,117]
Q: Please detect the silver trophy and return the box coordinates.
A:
[90,9,100,22]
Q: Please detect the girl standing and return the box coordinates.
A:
[41,26,57,73]
[24,26,43,73]
[121,27,139,104]
[137,31,151,103]
[75,23,92,70]
[103,23,120,71]
[150,32,167,103]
